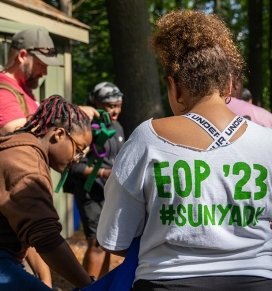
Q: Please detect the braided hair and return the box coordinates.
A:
[15,95,91,137]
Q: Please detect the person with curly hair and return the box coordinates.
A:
[96,10,272,291]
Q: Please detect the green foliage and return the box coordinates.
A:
[72,0,113,105]
[148,0,250,115]
[148,0,195,116]
[45,0,271,109]
[148,0,271,110]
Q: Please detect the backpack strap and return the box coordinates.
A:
[0,82,29,117]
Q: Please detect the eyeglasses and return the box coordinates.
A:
[27,47,57,57]
[65,130,87,161]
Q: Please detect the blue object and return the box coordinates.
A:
[80,237,140,291]
[0,251,51,291]
[73,197,81,231]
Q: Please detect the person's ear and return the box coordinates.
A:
[224,74,232,97]
[167,76,187,104]
[50,127,66,144]
[17,49,29,63]
[166,76,180,102]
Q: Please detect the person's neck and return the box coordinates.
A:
[2,69,23,85]
[191,92,225,111]
[1,70,16,80]
[39,135,49,154]
[2,70,29,93]
[187,92,236,122]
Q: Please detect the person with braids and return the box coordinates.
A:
[0,27,99,287]
[96,10,272,291]
[0,95,94,290]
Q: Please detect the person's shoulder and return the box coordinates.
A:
[117,119,152,153]
[227,97,250,109]
[0,133,47,159]
[228,97,272,128]
[129,119,153,139]
[251,103,272,115]
[112,120,152,177]
[246,118,272,137]
[0,73,22,91]
[250,103,272,127]
[112,120,124,131]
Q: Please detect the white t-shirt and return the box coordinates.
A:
[97,118,272,281]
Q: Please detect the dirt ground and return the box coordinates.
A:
[52,231,124,291]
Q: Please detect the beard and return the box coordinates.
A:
[22,62,41,89]
[25,76,40,89]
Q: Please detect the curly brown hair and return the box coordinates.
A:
[151,10,245,103]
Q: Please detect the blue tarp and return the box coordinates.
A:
[80,237,140,291]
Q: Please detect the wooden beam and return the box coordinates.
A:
[0,2,89,43]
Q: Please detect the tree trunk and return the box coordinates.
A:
[213,0,221,14]
[106,0,164,137]
[248,0,263,105]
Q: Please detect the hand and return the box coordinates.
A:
[79,106,100,121]
[0,118,27,134]
[99,168,111,179]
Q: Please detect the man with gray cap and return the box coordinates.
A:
[0,27,59,135]
[0,27,98,134]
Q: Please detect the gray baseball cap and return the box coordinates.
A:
[11,27,59,66]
